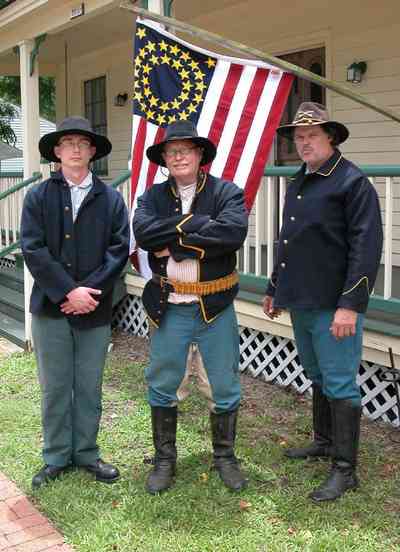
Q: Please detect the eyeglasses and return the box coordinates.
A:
[163,146,198,159]
[57,139,92,150]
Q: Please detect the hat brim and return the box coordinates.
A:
[146,136,217,167]
[276,121,349,144]
[39,128,112,162]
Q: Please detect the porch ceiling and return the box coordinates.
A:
[1,0,400,75]
[0,4,138,74]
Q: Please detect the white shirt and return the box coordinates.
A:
[167,182,199,304]
[65,172,93,222]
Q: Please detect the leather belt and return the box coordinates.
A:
[152,271,239,296]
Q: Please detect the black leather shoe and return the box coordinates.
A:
[32,464,69,489]
[82,459,120,483]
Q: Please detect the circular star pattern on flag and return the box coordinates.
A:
[133,26,216,126]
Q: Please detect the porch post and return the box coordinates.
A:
[147,0,163,15]
[19,39,41,350]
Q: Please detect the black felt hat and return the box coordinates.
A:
[39,116,112,162]
[146,120,217,167]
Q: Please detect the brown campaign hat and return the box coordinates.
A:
[277,101,349,144]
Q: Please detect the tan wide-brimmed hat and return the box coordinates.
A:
[277,101,349,144]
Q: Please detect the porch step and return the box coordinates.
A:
[0,263,25,348]
[0,265,24,293]
[0,284,24,322]
[0,312,25,349]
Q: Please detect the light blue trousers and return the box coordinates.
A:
[146,303,241,413]
[290,309,364,405]
[32,315,111,466]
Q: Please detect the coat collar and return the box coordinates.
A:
[290,149,343,182]
[169,171,208,198]
[53,170,105,195]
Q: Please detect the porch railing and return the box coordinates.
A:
[0,171,43,258]
[242,165,400,301]
[0,167,132,262]
[1,165,398,305]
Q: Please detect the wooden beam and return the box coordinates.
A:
[120,2,400,124]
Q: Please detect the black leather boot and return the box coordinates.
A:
[146,406,177,495]
[285,384,332,459]
[210,410,248,491]
[310,399,361,502]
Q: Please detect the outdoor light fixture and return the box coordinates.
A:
[346,61,367,84]
[114,92,128,107]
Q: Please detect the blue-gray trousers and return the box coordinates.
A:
[290,309,364,405]
[146,303,241,413]
[32,315,111,467]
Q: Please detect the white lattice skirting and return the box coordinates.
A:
[112,294,400,427]
[0,257,16,269]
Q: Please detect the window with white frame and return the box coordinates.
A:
[84,76,108,176]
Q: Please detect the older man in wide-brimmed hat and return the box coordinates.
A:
[21,116,129,489]
[133,120,248,494]
[263,102,383,502]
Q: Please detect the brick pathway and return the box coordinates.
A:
[0,340,74,550]
[0,473,74,551]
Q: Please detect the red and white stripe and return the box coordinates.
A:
[129,20,293,273]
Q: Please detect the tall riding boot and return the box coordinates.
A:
[146,406,177,495]
[285,384,332,459]
[210,410,248,491]
[310,399,361,502]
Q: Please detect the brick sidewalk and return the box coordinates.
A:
[0,472,73,552]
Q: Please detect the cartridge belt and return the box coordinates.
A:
[152,271,239,296]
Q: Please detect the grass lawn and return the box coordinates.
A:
[1,331,400,552]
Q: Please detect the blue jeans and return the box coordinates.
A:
[290,309,364,405]
[146,303,241,413]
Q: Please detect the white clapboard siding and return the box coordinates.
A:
[0,102,55,173]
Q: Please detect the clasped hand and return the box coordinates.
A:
[60,286,102,315]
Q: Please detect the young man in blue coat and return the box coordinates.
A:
[21,117,129,489]
[263,102,383,502]
[133,120,248,494]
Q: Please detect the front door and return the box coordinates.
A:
[276,47,325,165]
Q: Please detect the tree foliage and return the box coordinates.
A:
[0,101,17,145]
[0,1,17,9]
[0,76,56,122]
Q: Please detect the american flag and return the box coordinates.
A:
[130,19,293,273]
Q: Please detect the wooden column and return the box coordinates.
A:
[19,39,41,349]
